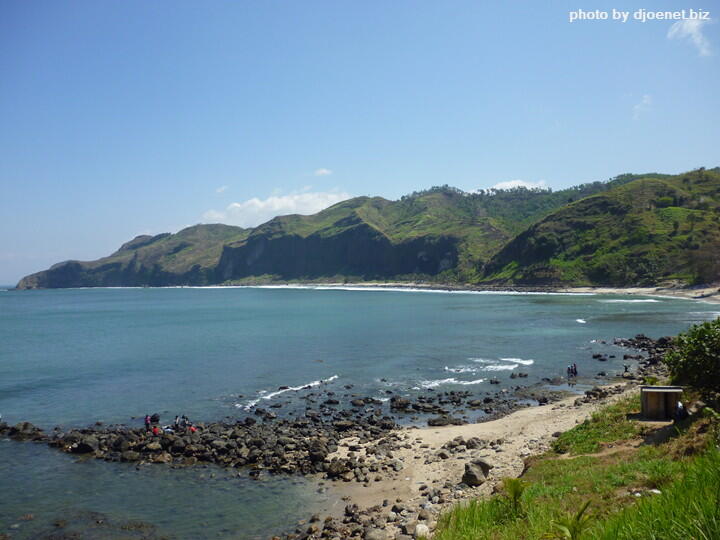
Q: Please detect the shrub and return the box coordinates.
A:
[664,318,720,393]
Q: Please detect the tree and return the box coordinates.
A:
[664,318,720,393]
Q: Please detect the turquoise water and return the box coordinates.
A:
[1,286,718,538]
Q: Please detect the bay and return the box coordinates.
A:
[1,286,718,538]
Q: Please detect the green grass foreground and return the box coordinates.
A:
[430,396,720,540]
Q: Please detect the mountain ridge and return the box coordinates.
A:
[16,168,720,289]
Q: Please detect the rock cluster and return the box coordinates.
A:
[0,413,397,477]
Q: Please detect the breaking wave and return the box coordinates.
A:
[598,299,660,303]
[418,377,486,389]
[444,365,479,374]
[470,357,534,371]
[238,375,339,410]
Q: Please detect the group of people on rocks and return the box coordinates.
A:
[566,363,578,378]
[143,413,197,435]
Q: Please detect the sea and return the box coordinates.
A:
[1,286,719,538]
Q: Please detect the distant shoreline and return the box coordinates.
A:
[8,281,720,303]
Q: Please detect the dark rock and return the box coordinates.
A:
[72,435,100,454]
[462,459,494,486]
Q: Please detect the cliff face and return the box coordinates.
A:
[215,221,458,281]
[16,225,248,289]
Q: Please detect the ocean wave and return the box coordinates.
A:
[239,285,598,296]
[237,375,339,410]
[444,365,479,373]
[482,364,519,371]
[499,357,534,366]
[419,377,486,388]
[598,299,660,303]
[471,357,533,370]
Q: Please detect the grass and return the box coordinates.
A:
[550,395,642,455]
[429,395,719,540]
[593,448,720,539]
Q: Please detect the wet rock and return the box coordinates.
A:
[121,450,141,462]
[427,415,463,427]
[72,435,100,454]
[8,422,44,442]
[390,397,411,410]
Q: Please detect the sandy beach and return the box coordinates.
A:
[319,381,640,534]
[258,281,720,305]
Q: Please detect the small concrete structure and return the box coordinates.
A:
[640,386,683,420]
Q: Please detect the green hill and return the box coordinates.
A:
[16,224,249,288]
[482,168,720,286]
[15,169,720,289]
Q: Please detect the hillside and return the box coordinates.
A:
[16,224,249,289]
[482,168,720,286]
[15,169,719,289]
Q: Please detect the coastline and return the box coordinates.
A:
[10,279,720,304]
[238,281,720,305]
[307,381,641,539]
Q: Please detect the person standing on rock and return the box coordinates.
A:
[144,415,151,432]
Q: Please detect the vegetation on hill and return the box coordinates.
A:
[17,224,248,288]
[665,318,720,394]
[15,168,720,289]
[482,168,720,286]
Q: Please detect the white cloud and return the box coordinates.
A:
[202,210,226,221]
[314,168,333,176]
[632,94,652,120]
[667,19,713,56]
[202,189,352,228]
[489,179,547,190]
[216,185,228,194]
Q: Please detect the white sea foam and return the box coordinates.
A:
[471,357,533,371]
[576,319,587,323]
[419,377,486,388]
[239,284,598,296]
[469,358,495,364]
[499,357,534,366]
[444,365,479,374]
[482,364,519,371]
[598,299,660,303]
[237,375,339,410]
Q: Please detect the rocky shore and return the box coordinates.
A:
[1,335,672,540]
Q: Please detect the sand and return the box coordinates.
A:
[321,382,638,518]
[279,281,720,304]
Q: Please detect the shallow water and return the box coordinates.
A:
[1,287,718,537]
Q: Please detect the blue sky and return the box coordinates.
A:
[1,0,718,284]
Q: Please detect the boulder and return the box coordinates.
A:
[8,422,43,441]
[364,528,386,540]
[308,440,329,463]
[462,459,494,487]
[72,435,100,454]
[121,450,141,462]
